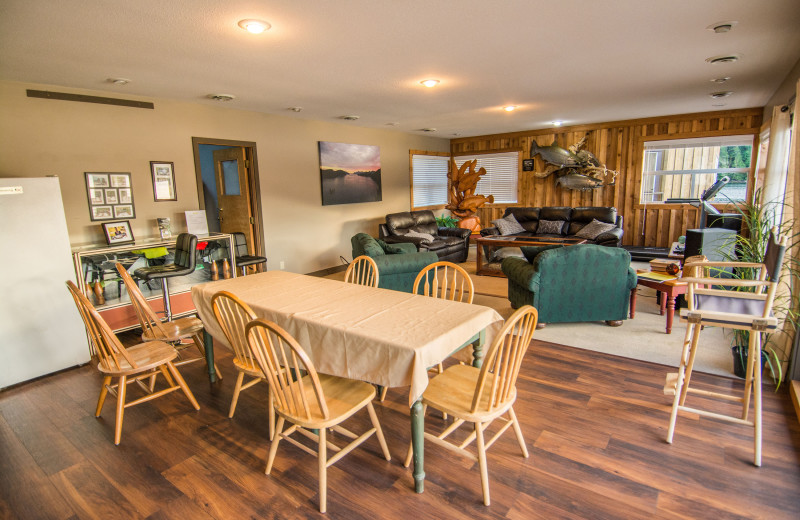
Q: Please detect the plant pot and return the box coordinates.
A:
[731,345,767,378]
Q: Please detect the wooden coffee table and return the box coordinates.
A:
[633,270,688,334]
[475,236,588,277]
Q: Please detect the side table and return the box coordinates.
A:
[633,271,688,334]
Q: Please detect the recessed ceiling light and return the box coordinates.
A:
[421,128,437,132]
[706,21,738,33]
[288,107,302,112]
[420,79,440,88]
[238,19,271,34]
[710,91,733,99]
[386,122,400,126]
[340,115,359,120]
[107,78,130,85]
[712,103,727,107]
[503,105,518,112]
[208,93,236,101]
[710,77,731,83]
[706,54,740,64]
[552,120,563,127]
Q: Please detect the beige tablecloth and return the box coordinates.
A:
[191,271,503,406]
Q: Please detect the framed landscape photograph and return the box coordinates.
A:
[318,141,382,206]
[101,220,135,245]
[85,172,135,221]
[150,161,177,201]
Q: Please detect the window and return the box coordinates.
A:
[453,151,519,204]
[410,152,449,208]
[641,135,753,203]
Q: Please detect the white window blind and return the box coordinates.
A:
[454,152,518,204]
[411,154,449,208]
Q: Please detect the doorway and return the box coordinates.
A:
[191,137,265,265]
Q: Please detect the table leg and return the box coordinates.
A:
[630,288,637,319]
[471,329,486,368]
[666,294,676,334]
[410,398,425,493]
[659,291,666,315]
[476,242,484,274]
[203,330,218,383]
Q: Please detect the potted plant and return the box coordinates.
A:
[435,214,459,228]
[721,189,799,387]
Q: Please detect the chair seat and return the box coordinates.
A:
[282,374,376,429]
[236,254,267,267]
[232,357,264,377]
[423,364,515,423]
[141,316,204,342]
[97,340,177,376]
[135,264,194,281]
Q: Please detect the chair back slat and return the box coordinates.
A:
[471,306,537,413]
[211,291,259,369]
[413,262,474,303]
[763,230,787,283]
[66,280,136,371]
[174,233,198,270]
[344,255,379,287]
[116,263,169,338]
[246,318,329,422]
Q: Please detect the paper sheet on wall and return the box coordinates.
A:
[185,210,209,236]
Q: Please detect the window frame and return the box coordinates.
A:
[409,150,451,210]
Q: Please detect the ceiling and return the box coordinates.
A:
[1,0,799,138]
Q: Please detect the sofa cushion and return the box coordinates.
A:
[520,244,563,263]
[539,207,573,221]
[385,212,415,235]
[568,207,617,235]
[405,229,435,243]
[492,213,526,236]
[505,207,540,233]
[575,218,618,240]
[536,219,566,235]
[411,210,439,235]
[352,233,385,257]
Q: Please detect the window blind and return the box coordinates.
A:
[411,154,449,208]
[454,152,518,203]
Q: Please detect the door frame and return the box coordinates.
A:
[191,137,265,258]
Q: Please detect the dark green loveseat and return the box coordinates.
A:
[501,244,637,326]
[351,233,438,293]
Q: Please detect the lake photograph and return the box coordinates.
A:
[318,141,382,205]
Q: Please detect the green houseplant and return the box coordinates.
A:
[721,189,799,386]
[435,214,459,228]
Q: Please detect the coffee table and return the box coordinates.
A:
[633,270,688,334]
[475,235,588,277]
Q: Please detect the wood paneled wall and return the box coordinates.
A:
[451,108,763,248]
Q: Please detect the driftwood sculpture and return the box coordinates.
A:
[446,158,494,218]
[530,134,618,191]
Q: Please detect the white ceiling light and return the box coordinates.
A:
[340,115,359,120]
[552,120,563,127]
[706,21,738,33]
[238,19,271,34]
[107,77,130,85]
[710,77,731,83]
[503,105,518,112]
[288,107,302,112]
[208,93,236,101]
[706,54,740,64]
[710,91,733,99]
[421,128,437,132]
[420,79,440,88]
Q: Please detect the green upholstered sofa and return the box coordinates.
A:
[501,244,637,325]
[350,233,438,293]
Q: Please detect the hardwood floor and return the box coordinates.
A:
[2,339,799,519]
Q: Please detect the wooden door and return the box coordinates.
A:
[213,147,254,247]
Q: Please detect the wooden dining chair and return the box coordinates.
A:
[344,255,379,287]
[245,318,391,513]
[666,230,788,467]
[66,280,200,445]
[403,305,538,506]
[116,263,221,379]
[211,290,275,438]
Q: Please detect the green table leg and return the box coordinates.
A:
[203,330,218,383]
[411,398,425,493]
[472,329,486,368]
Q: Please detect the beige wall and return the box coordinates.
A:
[0,81,448,274]
[763,55,800,124]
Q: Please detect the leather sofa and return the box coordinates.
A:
[378,210,471,263]
[501,244,637,326]
[351,233,438,293]
[481,206,623,247]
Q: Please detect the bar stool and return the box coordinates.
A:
[134,233,197,321]
[232,232,266,276]
[665,229,787,466]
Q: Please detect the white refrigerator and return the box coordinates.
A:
[0,177,89,389]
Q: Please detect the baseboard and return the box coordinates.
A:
[791,380,800,426]
[307,264,347,277]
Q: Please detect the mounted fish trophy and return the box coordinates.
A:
[445,158,494,232]
[529,135,618,191]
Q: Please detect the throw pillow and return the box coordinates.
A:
[575,218,617,240]
[404,229,435,243]
[536,219,565,235]
[492,213,526,236]
[520,245,563,263]
[376,239,406,254]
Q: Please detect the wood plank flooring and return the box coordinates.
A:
[2,339,799,519]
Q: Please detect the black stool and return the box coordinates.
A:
[134,233,197,320]
[232,232,267,276]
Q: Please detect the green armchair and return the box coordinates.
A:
[350,233,438,293]
[501,244,637,326]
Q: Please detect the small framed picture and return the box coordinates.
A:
[110,174,131,188]
[89,188,105,204]
[114,205,134,218]
[104,189,118,204]
[86,173,110,188]
[150,161,177,201]
[92,205,114,220]
[522,159,534,172]
[118,188,132,204]
[101,220,135,246]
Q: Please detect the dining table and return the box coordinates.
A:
[191,270,504,493]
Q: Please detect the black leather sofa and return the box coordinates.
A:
[378,210,471,263]
[480,206,624,247]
